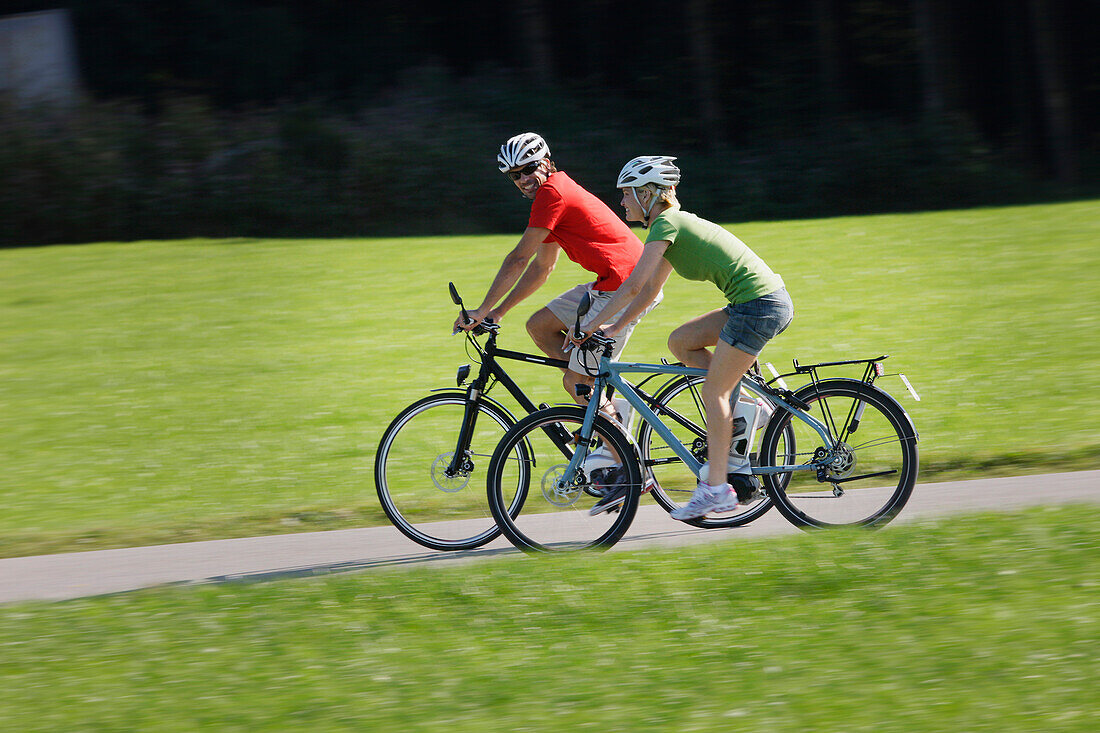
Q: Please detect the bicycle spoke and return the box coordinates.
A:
[760,379,917,529]
[488,407,641,552]
[375,395,526,550]
[847,435,910,452]
[638,375,774,528]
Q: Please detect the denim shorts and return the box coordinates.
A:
[719,287,794,356]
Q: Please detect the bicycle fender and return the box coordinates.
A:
[791,378,919,441]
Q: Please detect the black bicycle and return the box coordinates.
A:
[373,284,575,550]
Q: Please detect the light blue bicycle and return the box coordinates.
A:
[486,294,920,552]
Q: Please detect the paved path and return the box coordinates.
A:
[2,471,1096,604]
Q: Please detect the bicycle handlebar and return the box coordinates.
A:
[454,317,499,337]
[579,330,616,353]
[448,281,500,337]
[473,318,500,336]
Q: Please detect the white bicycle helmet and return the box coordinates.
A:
[616,155,681,189]
[497,133,550,172]
[617,156,680,227]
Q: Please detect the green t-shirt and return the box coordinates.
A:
[646,208,784,305]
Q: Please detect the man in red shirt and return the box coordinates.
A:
[455,132,661,404]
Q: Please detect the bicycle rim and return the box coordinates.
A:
[760,379,918,529]
[375,394,528,550]
[488,406,641,552]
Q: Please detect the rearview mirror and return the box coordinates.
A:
[576,291,591,318]
[448,282,462,306]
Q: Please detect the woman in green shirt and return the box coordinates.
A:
[586,156,793,520]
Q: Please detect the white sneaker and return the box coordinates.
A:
[670,483,740,521]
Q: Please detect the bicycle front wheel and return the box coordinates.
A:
[375,392,529,551]
[487,406,642,552]
[638,375,774,528]
[758,379,918,529]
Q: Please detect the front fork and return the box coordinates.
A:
[553,384,601,491]
[445,384,481,476]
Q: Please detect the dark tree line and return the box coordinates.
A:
[6,0,1092,182]
[1,0,1095,244]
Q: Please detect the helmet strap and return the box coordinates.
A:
[633,187,660,229]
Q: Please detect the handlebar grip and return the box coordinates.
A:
[471,318,500,336]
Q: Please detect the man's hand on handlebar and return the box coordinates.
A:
[453,308,497,334]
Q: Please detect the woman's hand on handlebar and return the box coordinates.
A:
[596,322,621,340]
[565,326,616,353]
[563,325,595,352]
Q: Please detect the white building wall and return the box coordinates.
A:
[0,9,81,105]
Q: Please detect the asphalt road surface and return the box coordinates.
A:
[2,471,1096,604]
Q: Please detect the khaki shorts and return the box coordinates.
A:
[546,283,662,374]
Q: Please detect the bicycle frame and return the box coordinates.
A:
[444,329,570,475]
[559,350,837,487]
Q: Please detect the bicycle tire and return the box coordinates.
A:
[758,378,918,530]
[374,392,530,551]
[487,405,642,553]
[638,375,775,528]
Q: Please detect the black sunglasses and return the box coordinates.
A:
[508,161,541,180]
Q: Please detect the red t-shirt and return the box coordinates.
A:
[527,172,643,291]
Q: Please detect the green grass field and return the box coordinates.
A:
[2,507,1096,731]
[1,201,1097,556]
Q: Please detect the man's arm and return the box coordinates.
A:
[457,227,553,330]
[489,234,560,320]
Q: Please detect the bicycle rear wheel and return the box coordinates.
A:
[375,392,529,550]
[638,375,774,528]
[758,379,918,529]
[487,406,642,552]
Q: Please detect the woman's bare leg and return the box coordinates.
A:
[667,309,727,369]
[699,341,758,485]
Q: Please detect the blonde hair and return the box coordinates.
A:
[640,182,678,207]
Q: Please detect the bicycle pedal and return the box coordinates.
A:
[729,474,762,504]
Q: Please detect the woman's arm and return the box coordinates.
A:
[597,240,673,338]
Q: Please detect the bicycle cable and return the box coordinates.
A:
[461,331,505,397]
[463,332,484,366]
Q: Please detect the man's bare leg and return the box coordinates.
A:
[527,307,601,408]
[526,307,571,363]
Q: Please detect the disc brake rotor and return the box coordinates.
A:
[431,452,471,493]
[541,464,584,507]
[828,442,856,479]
